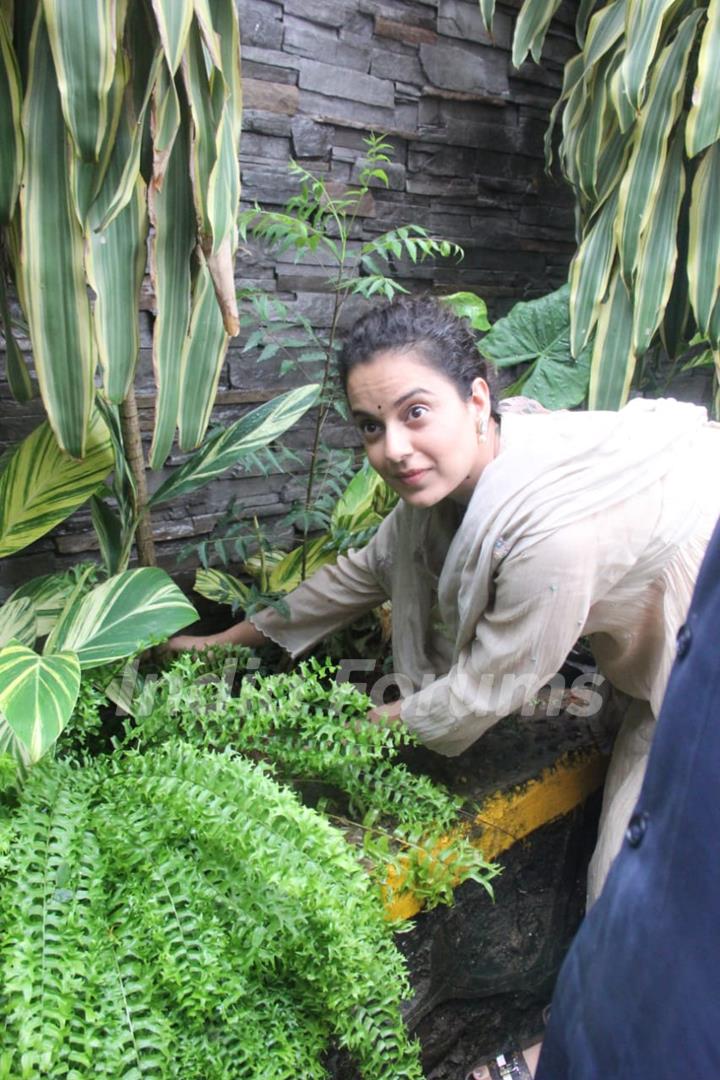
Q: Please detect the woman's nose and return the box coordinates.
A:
[383,423,411,462]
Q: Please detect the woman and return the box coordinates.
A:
[171,295,720,905]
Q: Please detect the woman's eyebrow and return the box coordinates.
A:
[393,386,433,407]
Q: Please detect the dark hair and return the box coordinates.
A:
[338,295,499,417]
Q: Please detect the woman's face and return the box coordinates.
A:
[346,348,494,508]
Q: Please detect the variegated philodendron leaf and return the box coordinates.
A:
[0,641,81,763]
[149,384,321,506]
[46,568,198,667]
[0,408,113,557]
[0,599,36,649]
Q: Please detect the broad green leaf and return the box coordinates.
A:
[0,408,113,557]
[0,599,36,648]
[43,0,120,161]
[615,11,701,284]
[151,0,193,74]
[21,10,96,457]
[511,0,563,67]
[7,569,80,637]
[632,124,685,353]
[178,254,228,451]
[147,98,195,467]
[86,90,148,404]
[0,8,23,224]
[47,568,198,667]
[479,285,591,409]
[439,291,491,331]
[686,0,720,157]
[588,270,635,409]
[0,641,80,761]
[569,188,619,355]
[688,142,720,336]
[150,384,321,506]
[194,567,248,606]
[620,0,678,111]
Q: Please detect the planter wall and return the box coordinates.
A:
[0,0,577,591]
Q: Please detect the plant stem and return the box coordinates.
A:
[120,385,156,567]
[300,288,344,580]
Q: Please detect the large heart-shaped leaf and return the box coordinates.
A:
[0,641,81,762]
[479,285,592,410]
[0,407,113,557]
[46,567,198,667]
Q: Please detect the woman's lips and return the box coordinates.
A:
[395,468,429,486]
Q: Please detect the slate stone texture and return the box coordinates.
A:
[0,0,580,589]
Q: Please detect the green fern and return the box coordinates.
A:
[124,653,499,910]
[0,746,423,1079]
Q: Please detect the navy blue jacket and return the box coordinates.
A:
[537,516,720,1078]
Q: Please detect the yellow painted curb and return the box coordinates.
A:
[384,745,609,921]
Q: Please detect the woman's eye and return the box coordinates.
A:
[359,420,380,438]
[407,404,428,421]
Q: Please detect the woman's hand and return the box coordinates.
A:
[165,633,219,654]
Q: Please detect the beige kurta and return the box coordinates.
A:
[252,398,720,895]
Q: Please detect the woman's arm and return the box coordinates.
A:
[167,619,270,653]
[168,510,398,657]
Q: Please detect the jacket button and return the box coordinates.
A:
[676,624,692,658]
[626,812,649,848]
